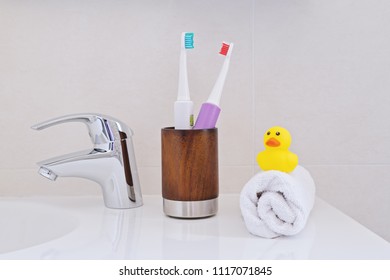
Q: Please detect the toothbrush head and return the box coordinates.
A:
[219,42,233,57]
[183,32,194,49]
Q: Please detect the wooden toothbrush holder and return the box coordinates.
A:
[161,127,219,218]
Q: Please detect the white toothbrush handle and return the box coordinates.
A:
[174,100,194,129]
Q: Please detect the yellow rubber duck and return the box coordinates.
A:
[256,126,298,173]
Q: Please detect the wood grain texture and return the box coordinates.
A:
[161,127,219,201]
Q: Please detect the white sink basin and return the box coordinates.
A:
[0,195,389,259]
[0,200,78,254]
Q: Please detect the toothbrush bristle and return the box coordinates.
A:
[219,43,230,56]
[184,32,194,49]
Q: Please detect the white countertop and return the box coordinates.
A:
[0,194,389,259]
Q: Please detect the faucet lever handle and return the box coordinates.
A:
[31,113,133,146]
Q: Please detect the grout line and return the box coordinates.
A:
[251,0,257,176]
[303,163,390,167]
[217,163,390,168]
[2,163,390,172]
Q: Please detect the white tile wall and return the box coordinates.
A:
[0,0,389,242]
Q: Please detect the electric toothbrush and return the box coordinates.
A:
[193,42,233,129]
[174,32,194,129]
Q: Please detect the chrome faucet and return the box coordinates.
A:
[32,113,143,209]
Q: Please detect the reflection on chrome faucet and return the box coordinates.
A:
[32,113,143,209]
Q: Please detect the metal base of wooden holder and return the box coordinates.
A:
[163,198,218,218]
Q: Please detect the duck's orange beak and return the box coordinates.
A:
[266,137,280,147]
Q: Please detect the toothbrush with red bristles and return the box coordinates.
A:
[194,42,234,129]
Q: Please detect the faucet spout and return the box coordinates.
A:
[38,167,58,181]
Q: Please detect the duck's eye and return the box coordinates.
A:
[276,132,280,136]
[267,131,271,135]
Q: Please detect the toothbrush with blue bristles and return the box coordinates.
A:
[194,42,233,129]
[174,32,194,129]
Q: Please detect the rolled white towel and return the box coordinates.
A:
[240,165,316,238]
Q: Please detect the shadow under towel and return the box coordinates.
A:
[240,165,316,238]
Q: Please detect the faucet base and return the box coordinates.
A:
[104,199,143,210]
[163,198,218,218]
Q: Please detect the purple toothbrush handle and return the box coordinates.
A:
[193,103,221,129]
